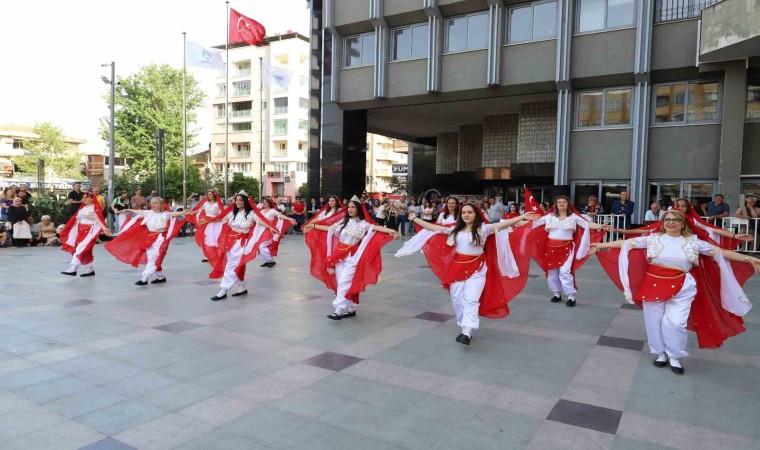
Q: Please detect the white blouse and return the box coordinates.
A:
[204,201,220,217]
[260,208,278,223]
[225,211,255,233]
[77,205,98,225]
[436,212,457,225]
[533,214,586,241]
[138,210,170,232]
[439,223,496,255]
[330,218,372,245]
[626,233,719,272]
[317,209,337,221]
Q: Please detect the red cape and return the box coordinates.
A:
[60,200,106,255]
[185,197,224,260]
[104,204,184,268]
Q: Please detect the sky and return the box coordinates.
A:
[0,0,310,153]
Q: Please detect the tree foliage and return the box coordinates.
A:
[113,163,204,204]
[101,63,205,177]
[387,176,408,194]
[226,173,260,201]
[298,183,308,199]
[16,122,80,179]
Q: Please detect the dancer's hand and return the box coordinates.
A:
[408,212,417,221]
[749,258,760,273]
[198,219,207,225]
[288,217,297,225]
[522,212,541,221]
[736,234,754,242]
[388,230,398,239]
[589,243,603,254]
[303,223,314,232]
[103,229,113,237]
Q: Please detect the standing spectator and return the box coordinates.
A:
[735,196,760,219]
[407,197,420,235]
[421,200,434,223]
[131,188,147,210]
[307,198,319,219]
[146,190,157,203]
[581,194,603,217]
[39,215,59,246]
[93,186,106,210]
[68,181,84,218]
[487,197,503,223]
[111,191,129,234]
[386,202,398,234]
[644,202,665,221]
[610,190,635,228]
[7,197,31,247]
[292,196,306,233]
[375,199,389,226]
[395,195,408,237]
[1,188,13,227]
[701,194,730,225]
[17,184,32,206]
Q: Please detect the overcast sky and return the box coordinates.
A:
[0,0,310,152]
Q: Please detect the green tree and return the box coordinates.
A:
[388,176,408,193]
[101,63,205,177]
[298,183,308,199]
[16,122,80,179]
[112,163,204,205]
[227,173,260,200]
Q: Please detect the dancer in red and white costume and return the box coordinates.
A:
[304,196,344,226]
[591,210,759,374]
[257,198,296,268]
[531,195,609,307]
[396,203,538,345]
[60,193,112,277]
[184,190,224,263]
[303,200,397,320]
[107,197,187,286]
[202,193,280,301]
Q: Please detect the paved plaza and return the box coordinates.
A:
[0,235,759,449]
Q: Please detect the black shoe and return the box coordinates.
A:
[326,312,342,320]
[260,261,271,267]
[151,277,166,284]
[550,296,562,303]
[61,271,77,276]
[80,271,95,277]
[455,333,464,343]
[339,310,356,319]
[653,357,668,368]
[266,261,277,268]
[459,335,471,346]
[566,299,576,307]
[135,280,148,286]
[201,259,208,263]
[210,294,227,301]
[670,363,685,375]
[231,290,248,297]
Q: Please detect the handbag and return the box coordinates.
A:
[13,221,32,239]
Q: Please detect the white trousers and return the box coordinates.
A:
[141,235,165,281]
[220,240,246,291]
[642,274,696,359]
[258,239,274,262]
[332,257,358,311]
[449,265,486,329]
[547,250,576,296]
[67,255,93,273]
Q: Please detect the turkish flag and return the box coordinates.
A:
[229,8,266,46]
[524,186,543,214]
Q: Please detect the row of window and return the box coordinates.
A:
[346,0,638,67]
[271,162,309,172]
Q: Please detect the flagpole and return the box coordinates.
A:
[224,0,230,200]
[182,31,188,208]
[259,56,264,199]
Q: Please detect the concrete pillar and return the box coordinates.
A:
[718,60,748,209]
[554,0,574,185]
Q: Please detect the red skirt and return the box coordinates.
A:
[441,253,486,290]
[635,265,686,303]
[543,239,573,270]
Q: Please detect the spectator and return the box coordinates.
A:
[503,203,520,219]
[131,188,147,210]
[0,228,6,247]
[276,198,287,214]
[421,200,434,223]
[540,202,550,214]
[1,188,14,227]
[39,215,59,246]
[701,194,730,225]
[17,184,32,206]
[291,196,306,233]
[92,186,106,210]
[386,202,398,234]
[111,191,130,233]
[487,197,503,223]
[610,190,635,228]
[375,199,389,226]
[68,181,84,218]
[395,195,408,237]
[146,190,157,203]
[307,198,319,219]
[644,202,665,221]
[581,194,603,216]
[735,196,760,219]
[27,216,41,246]
[407,197,420,235]
[7,197,31,247]
[342,198,350,208]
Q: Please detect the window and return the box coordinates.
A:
[234,144,250,157]
[262,101,267,110]
[392,23,429,61]
[299,98,309,109]
[278,142,287,151]
[578,0,635,33]
[748,85,760,120]
[215,104,226,118]
[217,84,226,97]
[231,101,251,118]
[296,162,308,172]
[344,33,375,67]
[274,97,288,114]
[214,144,225,158]
[236,61,251,76]
[298,142,304,150]
[299,120,308,132]
[274,119,288,135]
[274,162,288,172]
[232,80,250,96]
[576,88,632,128]
[445,12,488,53]
[654,81,719,124]
[232,122,252,132]
[508,1,557,43]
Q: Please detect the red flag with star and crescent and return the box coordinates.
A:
[524,186,543,214]
[229,8,266,46]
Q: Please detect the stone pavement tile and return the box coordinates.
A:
[190,367,260,392]
[414,312,456,323]
[227,376,301,404]
[211,405,310,446]
[0,392,36,416]
[138,382,216,412]
[46,354,114,375]
[347,435,407,450]
[625,393,697,425]
[561,380,631,412]
[173,430,268,450]
[264,343,327,362]
[317,399,401,437]
[487,386,559,419]
[547,399,623,435]
[113,413,215,450]
[0,358,38,377]
[117,329,172,343]
[375,414,512,450]
[310,372,427,412]
[74,400,167,436]
[231,353,293,376]
[44,387,130,419]
[0,404,68,443]
[152,320,206,334]
[610,436,673,450]
[12,375,94,404]
[74,362,147,386]
[104,371,178,398]
[620,303,639,310]
[0,420,105,450]
[63,298,95,307]
[603,327,646,341]
[80,438,138,450]
[432,377,500,405]
[268,421,364,450]
[527,420,615,450]
[0,366,66,391]
[300,352,363,372]
[270,387,351,419]
[342,359,444,393]
[176,393,259,427]
[154,356,224,380]
[597,336,646,352]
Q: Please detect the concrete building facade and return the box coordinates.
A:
[308,0,760,221]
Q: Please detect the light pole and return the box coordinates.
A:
[101,62,116,230]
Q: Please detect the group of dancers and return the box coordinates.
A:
[57,188,760,374]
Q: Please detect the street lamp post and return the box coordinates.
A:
[101,62,116,230]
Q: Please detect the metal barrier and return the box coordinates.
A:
[654,0,721,23]
[590,214,627,242]
[715,217,760,254]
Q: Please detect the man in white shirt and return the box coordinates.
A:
[487,198,503,223]
[644,202,665,221]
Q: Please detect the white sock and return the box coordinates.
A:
[656,354,668,362]
[553,292,561,298]
[669,357,681,368]
[462,327,473,338]
[216,289,227,297]
[568,295,576,301]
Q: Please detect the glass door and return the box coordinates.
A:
[571,181,602,210]
[601,182,629,213]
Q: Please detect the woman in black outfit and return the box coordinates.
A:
[7,197,30,247]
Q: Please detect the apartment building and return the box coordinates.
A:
[366,134,409,193]
[210,32,310,199]
[307,0,760,221]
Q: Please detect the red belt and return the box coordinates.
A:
[544,239,573,270]
[635,265,687,303]
[441,252,486,290]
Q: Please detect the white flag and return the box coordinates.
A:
[262,60,292,88]
[186,41,225,70]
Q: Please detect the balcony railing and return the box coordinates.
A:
[654,0,722,23]
[232,89,251,97]
[231,110,251,118]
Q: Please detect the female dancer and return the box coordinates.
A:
[397,204,538,345]
[305,195,343,224]
[532,195,609,307]
[184,190,223,263]
[107,197,187,285]
[202,193,280,300]
[590,210,759,374]
[503,203,520,220]
[303,200,397,320]
[257,198,297,268]
[60,193,111,276]
[436,197,459,226]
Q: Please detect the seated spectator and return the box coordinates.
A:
[7,197,30,247]
[39,215,59,246]
[27,216,41,246]
[734,196,760,220]
[581,194,603,216]
[644,202,665,221]
[307,198,319,219]
[700,194,730,225]
[0,229,6,247]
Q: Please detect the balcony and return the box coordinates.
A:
[232,89,251,97]
[230,109,252,118]
[699,0,760,62]
[655,0,721,23]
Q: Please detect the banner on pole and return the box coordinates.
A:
[187,41,225,70]
[262,60,292,88]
